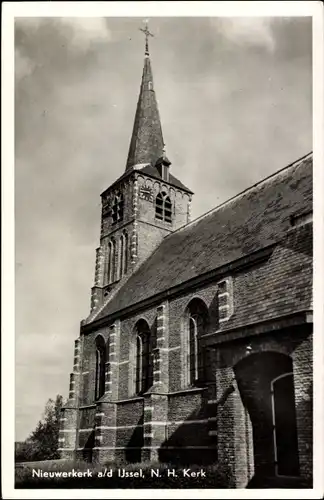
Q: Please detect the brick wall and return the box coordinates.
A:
[135,221,170,264]
[65,219,312,483]
[292,332,313,479]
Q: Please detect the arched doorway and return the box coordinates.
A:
[234,351,299,478]
[271,372,299,476]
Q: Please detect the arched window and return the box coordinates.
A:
[118,235,124,281]
[109,238,116,283]
[106,239,116,284]
[118,232,128,280]
[123,232,128,275]
[155,191,172,223]
[95,336,106,400]
[107,241,112,284]
[112,192,124,225]
[134,320,154,395]
[185,299,209,387]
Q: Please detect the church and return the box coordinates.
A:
[59,27,313,488]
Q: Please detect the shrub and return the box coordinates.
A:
[15,395,64,463]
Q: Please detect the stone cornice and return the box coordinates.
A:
[202,310,313,347]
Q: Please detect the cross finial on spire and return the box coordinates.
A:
[139,21,154,56]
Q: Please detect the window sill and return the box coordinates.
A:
[167,386,207,396]
[114,396,144,404]
[154,218,172,225]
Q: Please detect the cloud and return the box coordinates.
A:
[59,17,112,47]
[15,49,36,80]
[215,17,276,52]
[16,17,111,50]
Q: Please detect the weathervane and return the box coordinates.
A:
[139,21,154,56]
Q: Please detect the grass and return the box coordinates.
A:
[15,459,234,489]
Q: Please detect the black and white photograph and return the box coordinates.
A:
[2,1,324,498]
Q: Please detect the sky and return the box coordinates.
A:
[14,16,312,441]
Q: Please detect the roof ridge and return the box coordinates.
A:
[164,151,313,239]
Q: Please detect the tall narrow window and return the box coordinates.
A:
[117,232,128,280]
[95,336,106,400]
[112,192,124,225]
[109,239,116,283]
[118,235,124,280]
[123,232,128,275]
[106,241,112,284]
[155,193,164,221]
[135,335,143,395]
[164,195,172,222]
[185,299,208,387]
[134,320,154,395]
[189,316,198,383]
[155,191,172,223]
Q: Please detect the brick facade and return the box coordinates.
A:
[60,212,313,486]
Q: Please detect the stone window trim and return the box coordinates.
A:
[217,276,234,323]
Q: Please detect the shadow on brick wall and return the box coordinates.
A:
[82,430,95,462]
[125,415,144,463]
[158,384,234,466]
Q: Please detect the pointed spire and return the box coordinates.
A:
[125,23,165,171]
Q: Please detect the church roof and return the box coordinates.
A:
[125,48,164,171]
[92,152,312,323]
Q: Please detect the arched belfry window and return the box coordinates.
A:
[134,319,155,395]
[155,191,172,223]
[95,335,106,400]
[184,299,209,387]
[112,192,124,225]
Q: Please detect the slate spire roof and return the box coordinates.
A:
[125,29,165,171]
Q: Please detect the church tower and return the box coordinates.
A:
[89,25,193,316]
